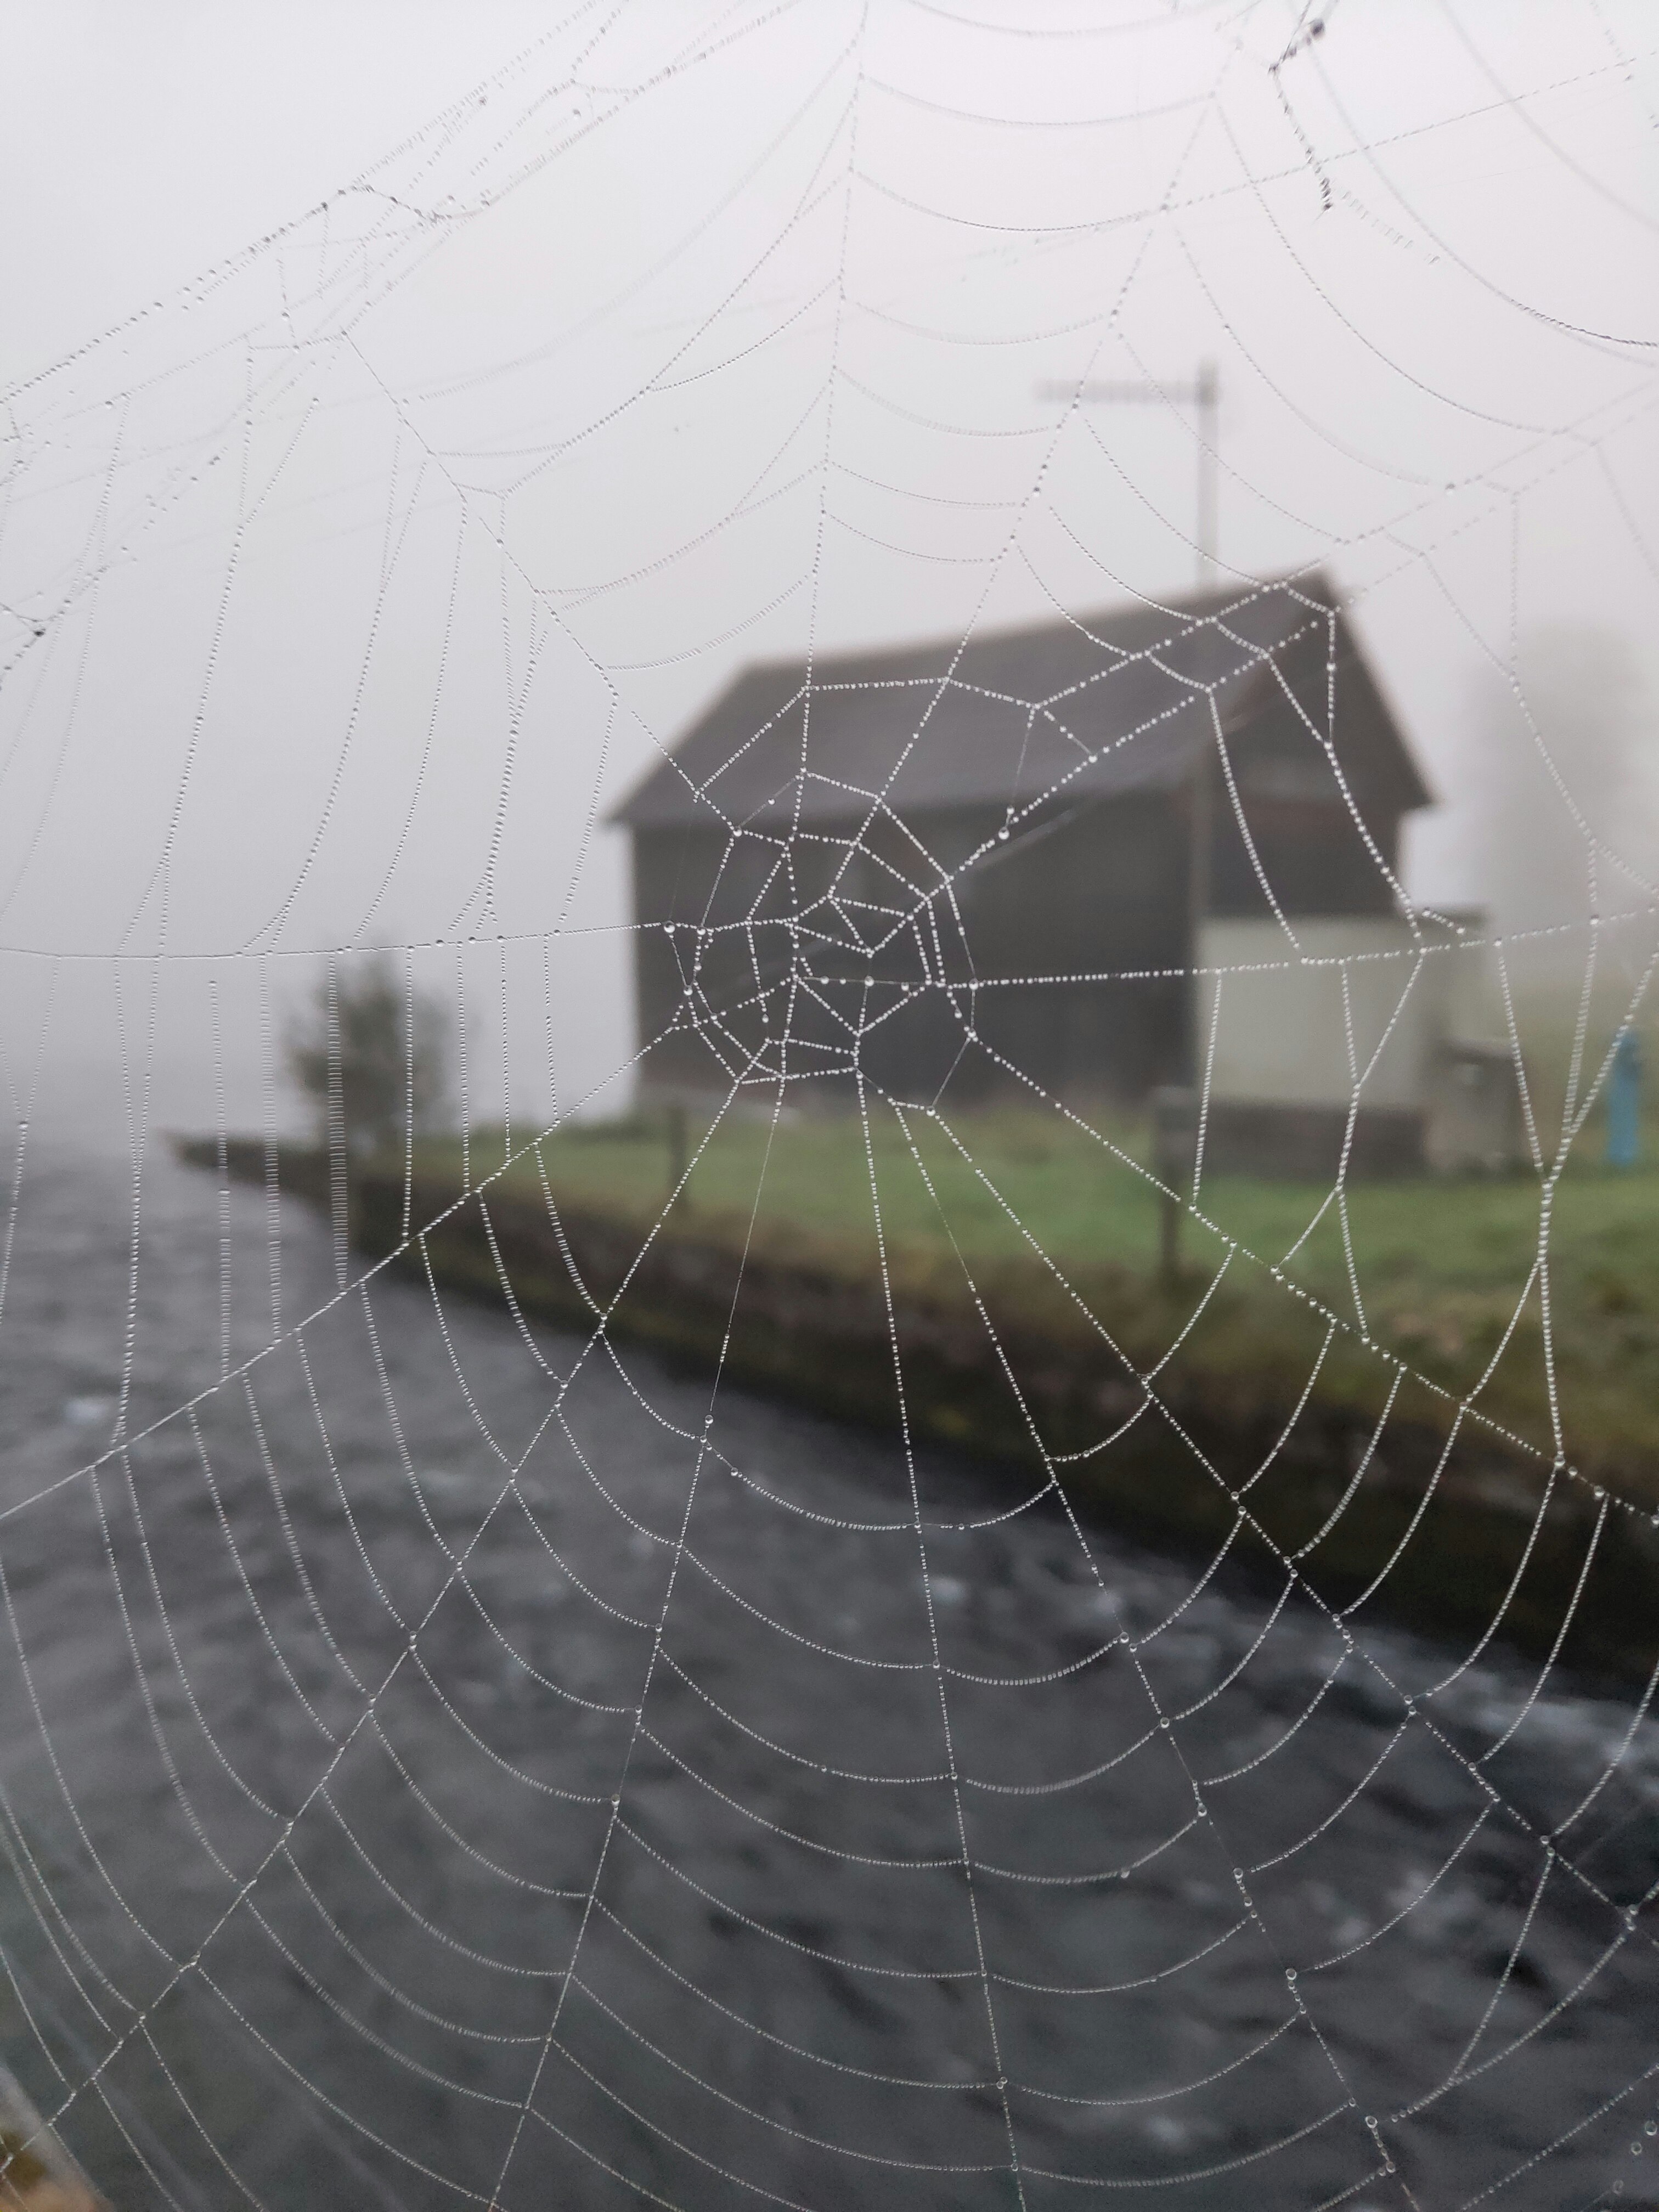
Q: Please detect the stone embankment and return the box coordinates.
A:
[176,1137,1659,1681]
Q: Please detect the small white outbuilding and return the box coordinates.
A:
[1193,909,1525,1178]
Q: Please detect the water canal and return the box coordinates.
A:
[0,1144,1652,2208]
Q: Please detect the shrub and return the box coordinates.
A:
[288,955,449,1158]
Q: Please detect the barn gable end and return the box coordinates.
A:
[614,574,1432,1108]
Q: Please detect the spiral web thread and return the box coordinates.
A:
[0,4,1657,2206]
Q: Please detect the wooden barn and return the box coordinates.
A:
[614,573,1454,1158]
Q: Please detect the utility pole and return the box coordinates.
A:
[1036,361,1223,1279]
[1036,360,1220,590]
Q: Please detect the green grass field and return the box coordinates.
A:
[426,1097,1659,1500]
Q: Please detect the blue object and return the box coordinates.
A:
[1607,1026,1642,1168]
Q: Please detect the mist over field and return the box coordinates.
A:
[0,0,1654,1137]
[1468,625,1657,940]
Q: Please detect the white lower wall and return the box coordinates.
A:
[1195,915,1505,1113]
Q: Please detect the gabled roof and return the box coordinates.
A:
[612,572,1432,834]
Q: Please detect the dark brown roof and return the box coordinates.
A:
[613,573,1432,833]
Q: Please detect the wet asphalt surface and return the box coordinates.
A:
[0,1143,1654,2210]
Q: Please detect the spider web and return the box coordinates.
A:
[0,4,1657,2207]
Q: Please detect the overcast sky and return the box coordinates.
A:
[1,0,1654,1136]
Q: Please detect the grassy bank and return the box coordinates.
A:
[177,1102,1659,1677]
[436,1103,1659,1511]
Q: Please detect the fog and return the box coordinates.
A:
[1469,623,1657,937]
[1,0,1655,1142]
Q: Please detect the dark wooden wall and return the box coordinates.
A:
[947,794,1190,1104]
[630,759,1407,1105]
[1207,661,1406,919]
